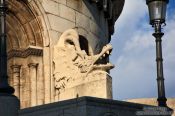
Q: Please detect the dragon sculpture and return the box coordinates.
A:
[53,29,114,96]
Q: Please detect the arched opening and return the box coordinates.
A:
[6,0,44,108]
[79,35,89,56]
[7,0,43,52]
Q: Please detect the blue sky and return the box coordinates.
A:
[111,0,175,100]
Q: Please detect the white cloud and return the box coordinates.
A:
[111,0,175,100]
[114,0,147,34]
[123,31,153,52]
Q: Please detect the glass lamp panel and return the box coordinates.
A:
[148,1,167,24]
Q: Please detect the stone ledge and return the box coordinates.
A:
[8,46,43,59]
[19,96,173,116]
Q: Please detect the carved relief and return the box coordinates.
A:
[8,46,43,60]
[53,29,114,97]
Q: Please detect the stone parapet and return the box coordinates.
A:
[19,97,173,116]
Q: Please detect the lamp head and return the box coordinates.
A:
[146,0,169,25]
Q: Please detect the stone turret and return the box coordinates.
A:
[6,0,124,108]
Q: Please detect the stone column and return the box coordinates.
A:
[11,65,21,98]
[28,63,38,106]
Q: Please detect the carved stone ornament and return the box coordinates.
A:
[53,29,114,94]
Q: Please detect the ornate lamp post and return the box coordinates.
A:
[0,0,14,94]
[0,0,19,115]
[146,0,168,107]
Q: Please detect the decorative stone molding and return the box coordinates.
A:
[8,46,43,59]
[11,65,21,73]
[28,63,39,69]
[28,63,38,107]
[11,65,21,98]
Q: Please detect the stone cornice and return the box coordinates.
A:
[89,0,125,40]
[8,46,43,59]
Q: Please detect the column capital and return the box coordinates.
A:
[10,65,21,73]
[28,63,38,68]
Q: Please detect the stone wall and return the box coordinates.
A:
[19,97,172,116]
[42,0,110,53]
[6,0,124,109]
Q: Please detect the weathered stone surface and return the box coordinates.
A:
[57,0,66,5]
[48,14,75,32]
[67,0,82,11]
[59,4,76,22]
[19,97,172,116]
[76,12,90,31]
[41,0,59,16]
[53,29,114,101]
[6,0,125,109]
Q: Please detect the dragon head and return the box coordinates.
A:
[53,29,114,93]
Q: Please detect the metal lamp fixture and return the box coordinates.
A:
[146,0,169,25]
[146,0,169,107]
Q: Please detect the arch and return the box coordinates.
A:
[7,0,43,51]
[6,0,53,108]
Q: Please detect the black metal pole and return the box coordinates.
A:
[152,21,167,107]
[0,0,14,94]
[0,0,20,115]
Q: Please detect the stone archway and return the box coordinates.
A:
[4,0,125,109]
[6,0,51,108]
[7,0,43,51]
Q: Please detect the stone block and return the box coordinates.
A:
[81,1,92,18]
[76,12,90,31]
[66,0,82,11]
[48,30,61,45]
[58,0,66,5]
[58,73,112,101]
[51,0,66,5]
[59,4,76,22]
[42,0,59,16]
[90,19,101,37]
[86,32,100,54]
[76,27,88,38]
[47,14,75,32]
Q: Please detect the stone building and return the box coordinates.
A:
[6,0,124,109]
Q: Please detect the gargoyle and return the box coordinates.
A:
[53,29,114,94]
